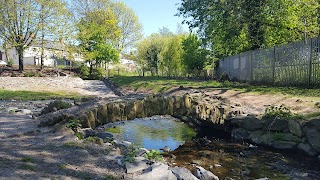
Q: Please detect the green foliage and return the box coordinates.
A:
[263,105,302,119]
[124,145,139,163]
[41,100,72,115]
[79,64,90,79]
[145,149,163,162]
[7,59,14,67]
[66,118,82,132]
[21,157,34,163]
[105,126,122,134]
[182,34,208,76]
[20,164,37,171]
[84,136,100,143]
[178,0,320,58]
[23,71,42,77]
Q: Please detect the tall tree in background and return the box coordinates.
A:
[0,0,39,71]
[111,2,143,52]
[38,0,71,69]
[182,34,207,77]
[77,8,120,78]
[178,0,320,58]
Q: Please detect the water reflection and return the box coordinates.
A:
[106,115,196,151]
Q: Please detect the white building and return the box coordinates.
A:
[1,40,84,67]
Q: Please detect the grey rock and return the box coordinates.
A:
[15,109,33,115]
[298,143,318,156]
[271,141,297,149]
[79,128,96,138]
[136,148,149,157]
[133,163,177,180]
[231,128,250,140]
[125,157,149,174]
[170,166,198,180]
[113,140,132,147]
[96,132,113,139]
[161,146,170,152]
[306,128,320,152]
[288,120,302,137]
[255,178,269,180]
[242,117,264,131]
[264,118,288,132]
[249,131,266,144]
[194,166,219,180]
[318,155,320,161]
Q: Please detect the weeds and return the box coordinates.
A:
[263,105,302,120]
[145,149,163,162]
[21,157,34,163]
[66,118,82,132]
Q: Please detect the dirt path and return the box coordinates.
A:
[0,77,118,98]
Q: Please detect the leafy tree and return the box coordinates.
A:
[77,8,120,78]
[182,34,207,77]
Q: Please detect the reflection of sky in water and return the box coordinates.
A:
[116,117,196,151]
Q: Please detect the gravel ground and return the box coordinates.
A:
[0,77,118,98]
[0,77,126,179]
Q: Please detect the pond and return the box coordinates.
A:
[103,115,320,179]
[104,115,196,151]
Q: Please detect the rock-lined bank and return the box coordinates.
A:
[226,116,320,157]
[39,92,320,158]
[39,93,232,129]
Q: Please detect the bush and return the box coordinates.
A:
[90,67,105,80]
[41,100,72,115]
[79,64,90,79]
[263,105,302,119]
[7,58,14,67]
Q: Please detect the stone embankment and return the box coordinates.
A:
[226,116,320,157]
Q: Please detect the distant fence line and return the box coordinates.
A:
[218,37,320,86]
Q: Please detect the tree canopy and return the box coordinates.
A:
[178,0,320,58]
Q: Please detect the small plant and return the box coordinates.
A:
[105,126,122,133]
[124,145,139,163]
[21,157,34,163]
[263,105,302,119]
[75,132,84,139]
[84,136,100,142]
[66,118,82,132]
[145,149,163,162]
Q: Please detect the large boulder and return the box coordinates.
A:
[288,120,302,137]
[133,163,177,180]
[170,166,198,180]
[194,166,219,180]
[125,157,149,174]
[305,128,320,152]
[298,143,318,156]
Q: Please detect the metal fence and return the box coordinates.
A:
[218,37,320,86]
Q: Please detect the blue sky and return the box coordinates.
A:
[119,0,189,36]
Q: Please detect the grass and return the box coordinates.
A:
[0,89,86,100]
[21,157,34,163]
[110,76,320,97]
[20,164,37,171]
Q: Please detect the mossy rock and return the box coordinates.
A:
[41,100,72,115]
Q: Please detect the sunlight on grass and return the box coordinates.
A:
[0,89,87,100]
[110,76,320,97]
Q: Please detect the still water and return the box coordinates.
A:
[105,115,196,150]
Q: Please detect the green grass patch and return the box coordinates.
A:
[0,89,86,100]
[110,76,320,97]
[105,126,122,133]
[21,157,34,163]
[20,164,37,171]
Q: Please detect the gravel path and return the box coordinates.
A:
[0,77,118,98]
[0,77,125,179]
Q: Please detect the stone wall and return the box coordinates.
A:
[39,93,229,130]
[226,116,320,157]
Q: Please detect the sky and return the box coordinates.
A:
[119,0,189,37]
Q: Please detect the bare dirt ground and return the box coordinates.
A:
[0,77,118,98]
[164,87,320,116]
[0,77,124,179]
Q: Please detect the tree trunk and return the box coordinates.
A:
[40,5,44,70]
[17,47,24,71]
[89,62,93,79]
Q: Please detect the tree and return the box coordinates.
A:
[182,34,207,77]
[0,0,39,71]
[111,2,143,52]
[37,0,71,69]
[178,0,320,58]
[77,8,120,78]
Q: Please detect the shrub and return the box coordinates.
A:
[145,149,163,162]
[79,64,90,79]
[41,100,72,115]
[7,58,14,67]
[263,105,302,119]
[90,67,105,80]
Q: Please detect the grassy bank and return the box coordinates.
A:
[0,89,85,101]
[110,76,320,97]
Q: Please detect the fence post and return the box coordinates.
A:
[272,46,276,85]
[308,38,313,86]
